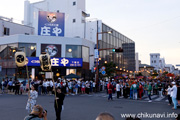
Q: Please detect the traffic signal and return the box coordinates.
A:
[115,48,123,52]
[15,51,27,67]
[39,53,51,71]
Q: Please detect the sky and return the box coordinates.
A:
[0,0,180,68]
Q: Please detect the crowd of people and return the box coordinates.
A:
[1,76,180,120]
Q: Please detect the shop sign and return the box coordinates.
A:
[27,57,82,67]
[38,11,65,36]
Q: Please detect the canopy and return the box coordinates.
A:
[166,73,174,77]
[64,73,80,79]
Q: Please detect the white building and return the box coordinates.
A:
[150,53,165,72]
[0,16,34,36]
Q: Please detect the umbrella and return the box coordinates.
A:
[64,73,80,79]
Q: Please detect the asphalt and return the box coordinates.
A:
[0,93,180,120]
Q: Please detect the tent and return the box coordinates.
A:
[64,73,80,79]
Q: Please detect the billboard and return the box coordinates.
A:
[27,57,83,67]
[38,11,65,36]
[41,44,61,57]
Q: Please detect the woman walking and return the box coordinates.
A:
[26,85,38,113]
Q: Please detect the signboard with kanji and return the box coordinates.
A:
[38,11,65,37]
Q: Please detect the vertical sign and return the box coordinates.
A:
[94,49,99,58]
[38,11,65,36]
[31,68,35,81]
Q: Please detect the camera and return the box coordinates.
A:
[42,109,47,117]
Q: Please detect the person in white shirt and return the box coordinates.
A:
[93,81,96,92]
[42,79,47,95]
[116,82,120,99]
[166,85,172,105]
[171,82,177,109]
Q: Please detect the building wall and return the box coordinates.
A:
[0,19,34,37]
[24,0,86,38]
[150,53,160,71]
[135,53,139,72]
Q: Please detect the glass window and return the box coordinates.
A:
[66,45,82,58]
[4,27,10,35]
[0,43,18,60]
[73,19,76,23]
[82,46,89,62]
[18,43,36,57]
[66,69,76,75]
[73,1,76,6]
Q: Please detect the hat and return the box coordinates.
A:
[172,82,176,85]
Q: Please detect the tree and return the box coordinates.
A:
[103,62,116,78]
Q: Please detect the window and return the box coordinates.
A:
[18,43,36,57]
[152,61,153,63]
[73,19,76,23]
[73,1,76,6]
[82,46,89,62]
[4,27,10,35]
[66,45,82,58]
[154,60,156,63]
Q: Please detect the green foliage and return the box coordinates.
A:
[103,62,116,77]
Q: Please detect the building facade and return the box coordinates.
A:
[150,53,165,72]
[0,35,94,80]
[0,16,34,36]
[85,20,136,73]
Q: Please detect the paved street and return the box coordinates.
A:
[0,93,180,120]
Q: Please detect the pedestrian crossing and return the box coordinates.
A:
[79,93,168,102]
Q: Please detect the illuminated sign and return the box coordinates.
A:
[27,57,82,67]
[38,11,65,36]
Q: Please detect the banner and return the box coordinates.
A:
[38,11,65,36]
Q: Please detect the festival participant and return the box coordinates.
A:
[26,85,38,113]
[166,84,172,105]
[132,82,138,100]
[107,80,113,101]
[171,82,177,109]
[139,83,143,100]
[147,82,152,102]
[116,81,120,99]
[54,87,65,120]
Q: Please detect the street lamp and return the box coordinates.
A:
[95,30,112,92]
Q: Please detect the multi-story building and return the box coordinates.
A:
[86,20,135,73]
[150,53,165,72]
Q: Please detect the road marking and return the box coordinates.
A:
[154,96,165,101]
[144,95,158,101]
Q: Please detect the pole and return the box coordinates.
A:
[51,68,58,109]
[96,32,99,92]
[24,47,31,113]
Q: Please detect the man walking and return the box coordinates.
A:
[171,82,177,109]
